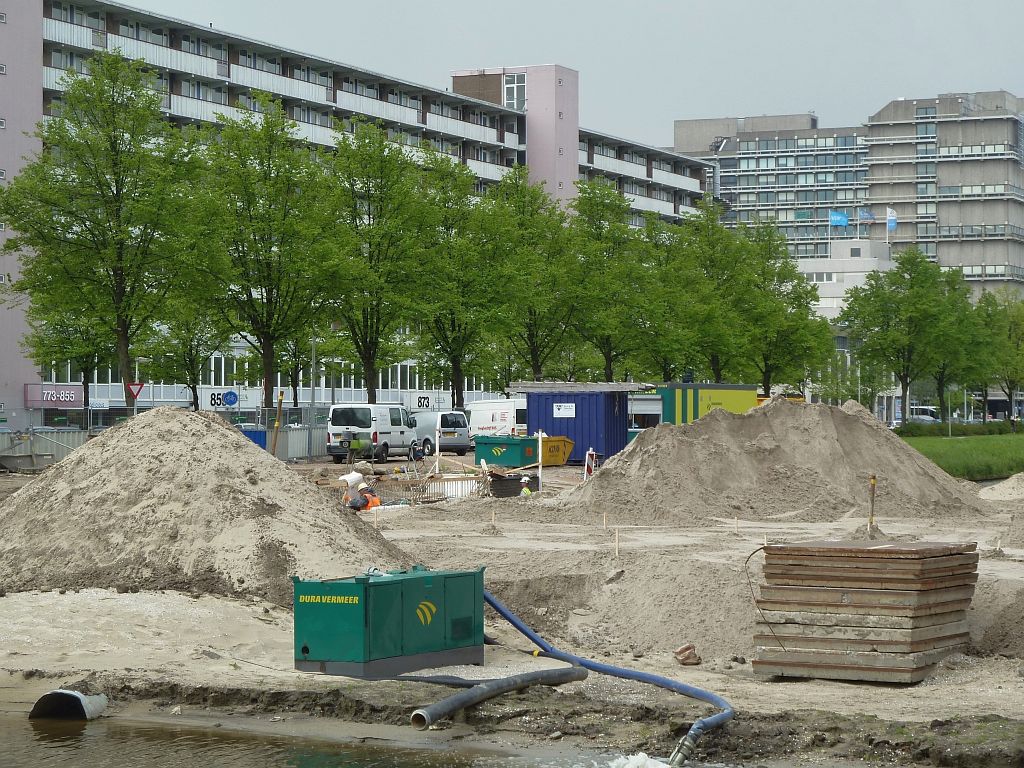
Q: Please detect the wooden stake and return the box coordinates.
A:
[614,527,620,558]
[491,508,496,525]
[603,510,607,530]
[734,517,739,534]
[764,533,768,547]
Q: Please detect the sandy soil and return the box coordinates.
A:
[1,402,1023,766]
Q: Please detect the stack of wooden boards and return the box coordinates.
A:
[752,541,977,683]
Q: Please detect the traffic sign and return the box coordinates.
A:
[223,390,239,407]
[127,382,144,399]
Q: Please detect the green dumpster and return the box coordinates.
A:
[473,435,539,467]
[293,564,484,679]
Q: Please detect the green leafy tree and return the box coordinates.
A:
[970,291,1005,422]
[326,121,424,403]
[630,214,703,382]
[838,249,946,422]
[200,95,336,408]
[743,221,832,395]
[479,166,573,380]
[679,196,752,383]
[0,51,195,407]
[137,295,232,411]
[22,305,115,410]
[988,288,1024,418]
[924,269,976,421]
[569,180,640,382]
[415,151,503,409]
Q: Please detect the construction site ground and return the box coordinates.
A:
[1,404,1023,766]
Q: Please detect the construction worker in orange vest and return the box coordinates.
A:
[348,482,381,511]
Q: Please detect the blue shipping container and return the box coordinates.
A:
[526,392,629,464]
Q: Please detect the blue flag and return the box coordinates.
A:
[886,207,898,232]
[858,209,876,222]
[829,210,849,227]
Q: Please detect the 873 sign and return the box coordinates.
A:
[416,396,430,409]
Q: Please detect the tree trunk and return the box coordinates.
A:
[452,356,465,411]
[983,388,989,422]
[710,354,723,384]
[190,383,200,411]
[761,364,773,399]
[362,356,378,404]
[116,319,134,407]
[603,347,614,383]
[260,339,276,409]
[900,378,910,427]
[81,368,91,410]
[936,373,948,422]
[290,366,299,408]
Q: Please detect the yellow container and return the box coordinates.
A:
[540,436,574,466]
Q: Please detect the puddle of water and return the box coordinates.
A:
[0,715,657,768]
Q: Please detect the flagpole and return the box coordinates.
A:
[885,203,890,245]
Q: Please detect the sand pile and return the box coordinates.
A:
[980,473,1024,501]
[0,407,408,604]
[563,398,989,527]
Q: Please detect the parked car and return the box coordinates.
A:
[410,410,472,456]
[326,403,416,464]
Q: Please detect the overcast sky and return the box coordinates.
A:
[125,0,1024,147]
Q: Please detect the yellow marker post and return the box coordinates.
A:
[270,390,284,456]
[869,473,877,529]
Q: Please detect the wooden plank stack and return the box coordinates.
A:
[752,541,977,683]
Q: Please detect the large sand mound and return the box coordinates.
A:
[0,408,408,604]
[563,398,990,526]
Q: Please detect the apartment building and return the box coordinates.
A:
[675,91,1024,301]
[0,1,711,428]
[452,66,708,222]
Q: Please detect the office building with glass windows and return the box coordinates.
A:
[675,91,1024,299]
[0,1,711,428]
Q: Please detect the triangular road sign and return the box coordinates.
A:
[127,382,144,399]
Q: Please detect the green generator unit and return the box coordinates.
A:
[293,565,485,679]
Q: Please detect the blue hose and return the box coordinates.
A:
[484,590,734,764]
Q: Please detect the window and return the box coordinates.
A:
[916,202,936,216]
[916,182,936,196]
[916,122,936,137]
[0,12,5,22]
[917,162,936,176]
[0,64,6,75]
[915,106,937,117]
[916,143,936,156]
[850,247,861,257]
[758,139,776,151]
[503,72,525,110]
[738,140,755,152]
[0,118,5,129]
[0,169,5,179]
[779,138,797,150]
[389,408,403,427]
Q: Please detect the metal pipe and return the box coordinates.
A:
[409,665,587,730]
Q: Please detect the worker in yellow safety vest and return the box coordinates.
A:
[519,476,532,498]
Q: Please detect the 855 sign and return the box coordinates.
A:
[210,390,239,408]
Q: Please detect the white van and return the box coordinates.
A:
[410,410,472,456]
[326,403,416,464]
[465,398,527,438]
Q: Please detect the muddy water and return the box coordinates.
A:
[0,715,622,768]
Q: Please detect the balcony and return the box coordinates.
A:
[652,167,702,193]
[626,194,676,217]
[232,66,326,104]
[424,112,498,145]
[290,119,337,147]
[169,94,240,123]
[592,153,647,179]
[42,17,98,49]
[336,89,425,128]
[465,158,509,182]
[107,33,223,80]
[42,65,69,91]
[503,131,520,149]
